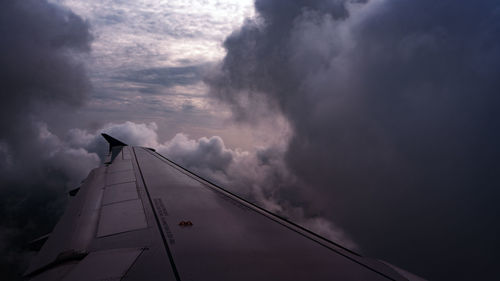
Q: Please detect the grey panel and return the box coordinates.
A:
[105,168,136,186]
[122,147,132,160]
[107,160,133,174]
[62,248,143,281]
[102,182,138,205]
[97,199,147,237]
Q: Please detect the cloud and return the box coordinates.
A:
[207,0,500,280]
[55,0,255,70]
[0,0,91,111]
[0,0,92,159]
[0,123,100,280]
[0,1,94,279]
[46,0,257,139]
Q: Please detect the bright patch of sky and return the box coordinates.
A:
[55,0,254,69]
[47,0,266,148]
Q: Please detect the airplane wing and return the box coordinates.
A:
[25,134,424,281]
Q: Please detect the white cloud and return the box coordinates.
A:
[37,123,101,188]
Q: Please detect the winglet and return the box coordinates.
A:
[101,133,127,152]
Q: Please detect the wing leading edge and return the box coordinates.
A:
[25,135,425,281]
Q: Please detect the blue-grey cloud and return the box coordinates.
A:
[107,65,207,95]
[127,66,205,87]
[207,0,500,280]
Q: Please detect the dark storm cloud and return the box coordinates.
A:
[207,0,500,280]
[0,1,94,279]
[0,0,93,165]
[0,0,92,110]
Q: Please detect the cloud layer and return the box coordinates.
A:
[207,0,500,279]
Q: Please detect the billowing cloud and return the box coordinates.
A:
[0,1,94,279]
[0,122,100,280]
[0,0,93,170]
[207,0,500,280]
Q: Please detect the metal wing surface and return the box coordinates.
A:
[25,135,422,281]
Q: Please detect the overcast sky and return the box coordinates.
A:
[1,0,500,280]
[44,0,271,148]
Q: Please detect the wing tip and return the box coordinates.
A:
[101,133,128,151]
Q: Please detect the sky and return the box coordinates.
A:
[1,0,500,280]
